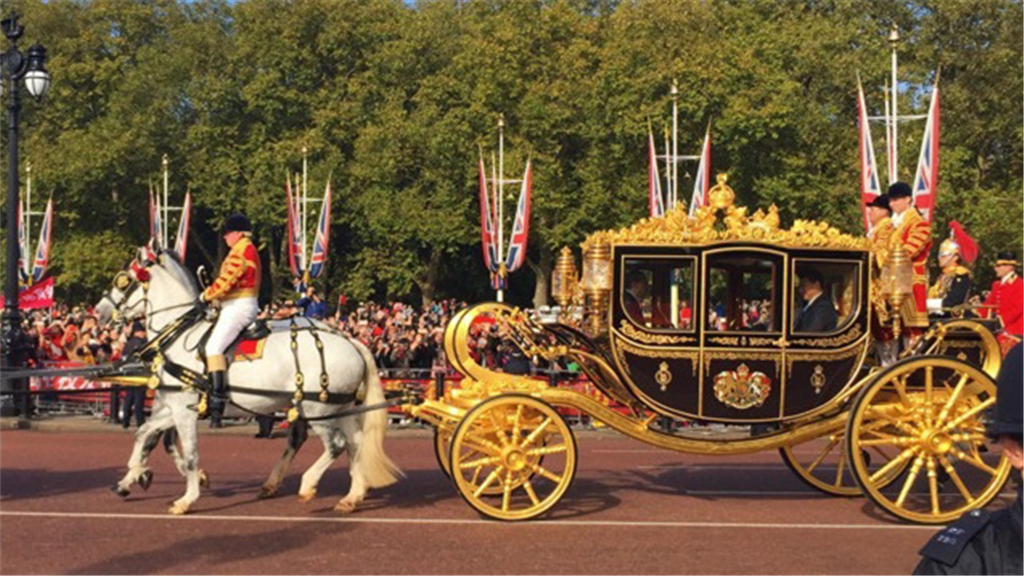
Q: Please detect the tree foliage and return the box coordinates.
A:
[3,0,1021,306]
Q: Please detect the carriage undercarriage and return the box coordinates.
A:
[405,305,1009,524]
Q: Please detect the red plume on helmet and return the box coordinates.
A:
[949,221,978,265]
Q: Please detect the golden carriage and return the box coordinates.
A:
[403,175,1009,523]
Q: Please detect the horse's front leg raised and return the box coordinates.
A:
[259,419,308,499]
[111,404,174,498]
[167,402,202,515]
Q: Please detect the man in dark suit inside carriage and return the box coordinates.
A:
[794,269,837,333]
[623,269,650,324]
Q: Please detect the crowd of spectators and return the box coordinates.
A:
[17,292,575,382]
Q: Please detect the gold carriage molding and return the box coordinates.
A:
[582,174,871,252]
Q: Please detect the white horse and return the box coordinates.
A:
[99,248,401,514]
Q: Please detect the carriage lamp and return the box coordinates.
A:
[551,246,578,311]
[882,246,914,338]
[581,240,612,336]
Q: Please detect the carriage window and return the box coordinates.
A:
[792,260,860,334]
[622,258,695,331]
[706,253,782,332]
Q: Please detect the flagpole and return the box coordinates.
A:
[496,115,505,303]
[670,80,679,211]
[302,146,309,278]
[162,154,170,248]
[24,162,32,284]
[883,80,892,185]
[889,24,899,182]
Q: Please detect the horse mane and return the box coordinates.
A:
[159,250,201,295]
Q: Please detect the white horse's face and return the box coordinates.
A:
[94,270,147,325]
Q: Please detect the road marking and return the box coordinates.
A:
[0,510,939,530]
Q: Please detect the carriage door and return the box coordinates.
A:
[700,248,786,421]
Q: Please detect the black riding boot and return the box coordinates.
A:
[208,370,227,429]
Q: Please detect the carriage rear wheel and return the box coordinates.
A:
[449,394,577,521]
[780,425,910,497]
[847,356,1011,524]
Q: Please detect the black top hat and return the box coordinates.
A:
[990,342,1023,439]
[224,213,252,233]
[887,181,912,199]
[865,194,891,212]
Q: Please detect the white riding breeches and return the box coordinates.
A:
[205,297,259,360]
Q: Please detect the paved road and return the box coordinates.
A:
[0,425,1012,574]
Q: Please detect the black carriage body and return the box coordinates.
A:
[607,242,871,424]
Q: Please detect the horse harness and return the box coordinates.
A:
[126,306,362,422]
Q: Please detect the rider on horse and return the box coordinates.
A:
[201,213,261,426]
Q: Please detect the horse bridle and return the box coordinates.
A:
[100,271,146,324]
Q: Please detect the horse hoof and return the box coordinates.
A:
[110,484,130,499]
[297,490,316,503]
[168,503,190,515]
[334,500,356,514]
[198,470,210,490]
[257,485,278,500]
[138,470,153,491]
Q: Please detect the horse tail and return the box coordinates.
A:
[350,339,403,488]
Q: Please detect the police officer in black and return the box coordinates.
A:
[913,341,1023,574]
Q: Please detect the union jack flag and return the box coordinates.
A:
[504,160,532,273]
[307,180,332,279]
[912,78,940,223]
[31,198,53,284]
[285,174,305,281]
[857,76,883,232]
[689,123,711,217]
[648,125,664,218]
[173,192,192,260]
[478,155,499,272]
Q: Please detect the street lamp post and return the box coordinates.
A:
[2,13,51,419]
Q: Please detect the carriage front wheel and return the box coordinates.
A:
[449,394,577,521]
[847,356,1011,524]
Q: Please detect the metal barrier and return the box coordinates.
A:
[24,363,620,429]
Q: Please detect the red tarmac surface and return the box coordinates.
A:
[0,423,1016,575]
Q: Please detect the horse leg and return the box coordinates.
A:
[335,415,368,514]
[111,406,173,497]
[167,402,201,515]
[162,428,210,490]
[258,419,308,499]
[297,423,345,503]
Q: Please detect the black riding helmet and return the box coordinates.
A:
[224,213,252,234]
[989,341,1023,441]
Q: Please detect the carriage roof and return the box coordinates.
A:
[582,174,870,254]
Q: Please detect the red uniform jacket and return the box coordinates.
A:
[204,236,261,302]
[984,273,1023,336]
[890,208,932,328]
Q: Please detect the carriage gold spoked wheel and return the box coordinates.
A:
[449,394,577,521]
[781,423,910,497]
[848,356,1011,524]
[781,429,858,496]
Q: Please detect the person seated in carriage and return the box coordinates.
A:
[977,251,1023,356]
[794,268,837,333]
[199,213,262,428]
